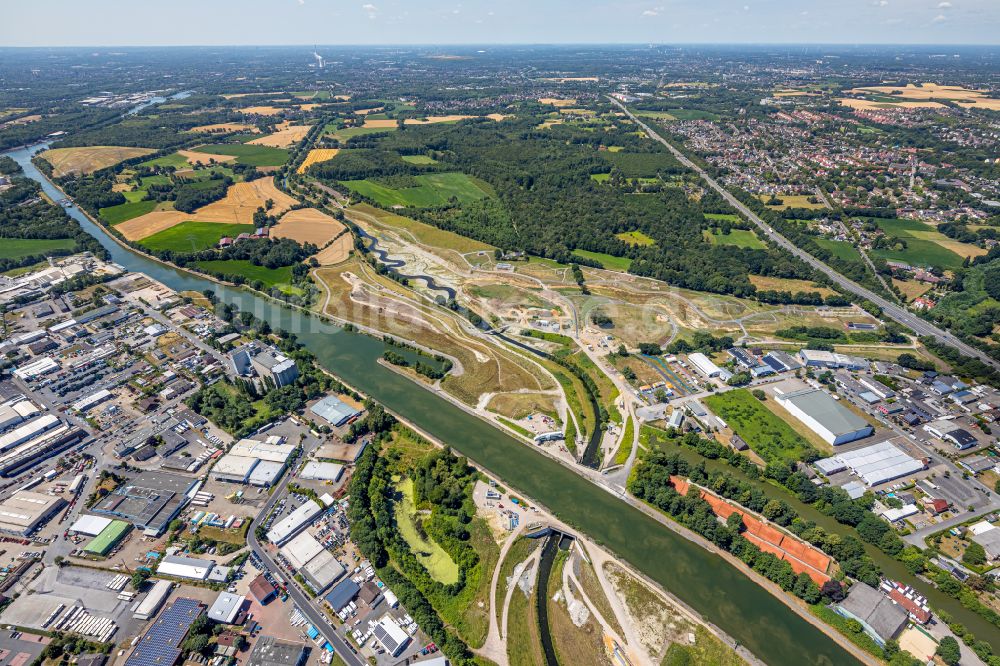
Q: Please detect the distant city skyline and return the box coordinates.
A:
[2,0,998,47]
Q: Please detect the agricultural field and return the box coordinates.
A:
[270,208,345,246]
[192,259,296,289]
[616,230,656,246]
[703,228,766,249]
[100,199,158,225]
[190,178,296,225]
[342,172,493,208]
[297,148,339,173]
[0,238,76,260]
[139,222,254,253]
[115,178,295,239]
[635,110,677,120]
[247,123,312,148]
[139,152,191,169]
[325,124,398,141]
[40,146,155,177]
[176,149,235,166]
[815,238,863,263]
[869,217,985,270]
[237,105,285,116]
[704,388,816,464]
[191,143,289,167]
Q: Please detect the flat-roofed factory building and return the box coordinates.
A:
[776,388,874,445]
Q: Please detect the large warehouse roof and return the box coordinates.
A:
[299,461,343,482]
[83,520,132,555]
[302,549,345,593]
[230,439,296,463]
[158,554,216,580]
[266,500,321,545]
[819,441,925,487]
[281,531,324,569]
[777,389,871,437]
[311,395,362,427]
[0,490,65,534]
[70,514,112,536]
[248,460,285,487]
[211,454,259,481]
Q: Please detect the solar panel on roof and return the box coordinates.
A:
[124,598,203,666]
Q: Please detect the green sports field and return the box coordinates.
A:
[0,238,76,260]
[193,259,296,290]
[100,199,158,225]
[703,229,765,249]
[342,172,492,207]
[140,222,254,253]
[191,144,288,167]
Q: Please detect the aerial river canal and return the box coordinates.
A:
[7,144,860,665]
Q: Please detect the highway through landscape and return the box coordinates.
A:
[612,98,1000,372]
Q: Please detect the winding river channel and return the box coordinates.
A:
[7,143,861,665]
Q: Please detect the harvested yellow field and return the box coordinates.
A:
[118,178,297,239]
[195,178,297,225]
[774,90,818,97]
[354,107,385,115]
[188,122,259,134]
[112,182,132,192]
[539,98,577,107]
[297,148,340,174]
[847,83,996,102]
[559,108,596,116]
[934,239,988,259]
[839,98,944,111]
[334,95,352,101]
[361,119,398,129]
[222,92,283,99]
[404,115,476,124]
[117,211,190,241]
[271,208,345,246]
[247,124,312,148]
[312,234,353,265]
[485,113,510,121]
[299,104,321,111]
[178,149,235,165]
[238,106,284,116]
[40,146,155,177]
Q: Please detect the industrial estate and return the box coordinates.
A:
[0,29,998,666]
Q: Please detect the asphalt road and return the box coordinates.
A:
[247,464,365,666]
[611,98,1000,372]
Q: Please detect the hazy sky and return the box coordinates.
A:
[3,0,997,46]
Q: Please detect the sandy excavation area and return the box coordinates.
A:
[247,124,312,148]
[116,177,297,240]
[297,148,339,174]
[270,208,345,245]
[39,146,155,177]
